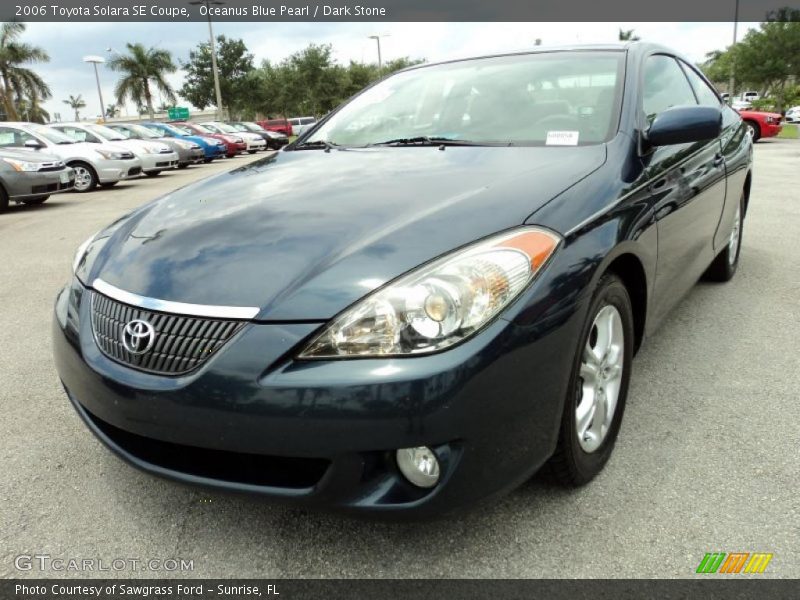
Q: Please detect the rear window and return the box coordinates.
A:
[309,51,624,146]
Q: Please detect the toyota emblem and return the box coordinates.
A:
[121,319,155,355]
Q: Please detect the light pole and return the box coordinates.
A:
[190,0,225,119]
[368,34,389,71]
[728,0,740,104]
[83,55,106,122]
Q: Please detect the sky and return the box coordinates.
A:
[23,21,756,120]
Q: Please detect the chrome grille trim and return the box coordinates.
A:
[92,279,260,320]
[90,291,246,376]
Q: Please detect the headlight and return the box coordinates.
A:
[2,158,41,172]
[94,149,126,160]
[299,227,561,358]
[72,233,96,274]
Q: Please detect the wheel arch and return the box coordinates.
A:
[592,248,649,355]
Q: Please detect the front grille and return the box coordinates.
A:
[90,291,246,376]
[127,166,142,176]
[32,183,59,194]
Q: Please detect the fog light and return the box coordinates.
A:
[396,446,440,488]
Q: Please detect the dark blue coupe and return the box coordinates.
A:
[54,43,752,515]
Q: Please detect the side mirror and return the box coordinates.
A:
[24,139,44,150]
[645,106,722,147]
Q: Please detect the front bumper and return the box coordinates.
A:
[139,151,179,172]
[245,139,267,151]
[761,121,783,138]
[178,147,205,164]
[53,278,582,515]
[6,168,75,199]
[96,158,143,183]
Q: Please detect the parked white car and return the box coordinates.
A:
[49,123,178,177]
[0,122,142,192]
[784,106,800,123]
[732,99,752,110]
[741,91,760,103]
[203,122,266,154]
[289,116,317,136]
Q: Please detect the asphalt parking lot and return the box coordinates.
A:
[1,139,798,579]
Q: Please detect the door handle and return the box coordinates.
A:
[713,153,725,167]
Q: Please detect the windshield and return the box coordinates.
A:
[241,122,263,132]
[86,124,127,141]
[229,123,247,131]
[171,124,194,135]
[308,51,623,147]
[212,122,238,133]
[30,126,75,144]
[191,123,213,134]
[130,124,160,138]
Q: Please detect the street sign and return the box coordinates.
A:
[167,107,190,120]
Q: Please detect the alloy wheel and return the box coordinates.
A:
[728,205,741,266]
[72,166,93,192]
[576,305,625,453]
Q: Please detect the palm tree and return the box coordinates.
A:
[105,103,120,118]
[108,43,177,120]
[0,22,51,121]
[618,28,641,41]
[63,94,86,121]
[16,93,50,123]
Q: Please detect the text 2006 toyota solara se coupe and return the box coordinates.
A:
[54,43,752,516]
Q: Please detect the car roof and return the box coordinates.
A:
[393,41,680,74]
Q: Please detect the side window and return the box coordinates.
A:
[58,127,86,142]
[642,55,697,123]
[0,127,17,147]
[679,62,721,108]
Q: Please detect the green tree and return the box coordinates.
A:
[63,94,86,121]
[0,22,51,121]
[17,93,50,123]
[108,43,177,120]
[105,103,120,118]
[618,29,640,41]
[180,35,254,115]
[733,13,800,110]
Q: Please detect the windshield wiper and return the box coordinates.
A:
[367,136,482,147]
[294,139,338,152]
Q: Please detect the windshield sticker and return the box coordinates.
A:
[546,131,580,146]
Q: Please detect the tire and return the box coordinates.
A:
[744,120,761,142]
[0,186,8,213]
[22,195,49,205]
[69,162,98,192]
[100,182,118,188]
[203,158,214,164]
[704,192,744,282]
[549,273,634,486]
[144,170,162,177]
[177,163,189,169]
[247,150,257,154]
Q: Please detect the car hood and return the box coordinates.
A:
[41,141,129,160]
[90,146,605,320]
[115,138,172,153]
[0,147,62,163]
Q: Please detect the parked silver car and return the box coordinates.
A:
[49,123,178,177]
[107,123,204,167]
[0,147,75,211]
[0,122,142,192]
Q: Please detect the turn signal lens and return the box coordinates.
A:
[299,227,561,358]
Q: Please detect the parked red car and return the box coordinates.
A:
[175,122,246,157]
[256,118,293,137]
[737,110,783,142]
